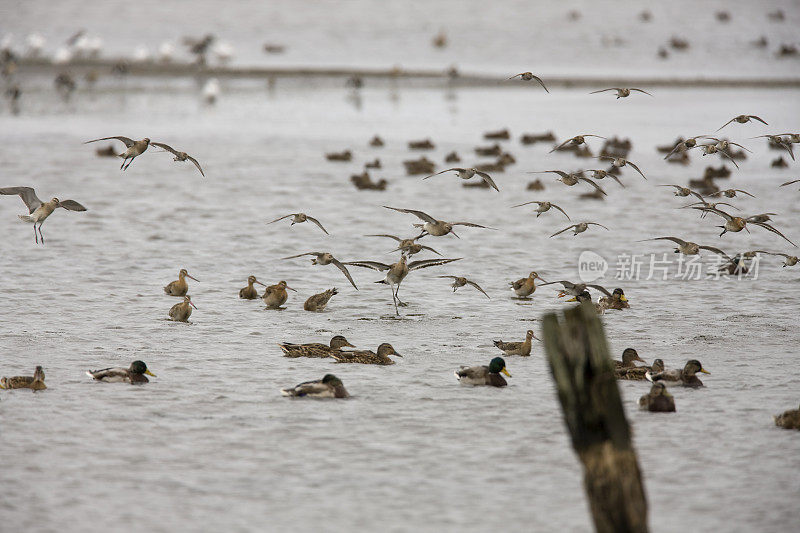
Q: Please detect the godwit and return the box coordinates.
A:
[438,276,490,298]
[0,366,46,391]
[304,288,339,311]
[280,252,358,290]
[150,142,205,176]
[531,170,606,195]
[382,206,494,238]
[549,221,609,237]
[281,374,349,398]
[538,280,613,299]
[757,251,798,267]
[708,188,755,199]
[692,206,796,245]
[331,343,402,365]
[423,167,499,191]
[365,234,441,256]
[267,213,329,234]
[717,114,768,131]
[511,200,571,220]
[549,134,606,153]
[455,357,511,387]
[590,87,653,98]
[344,255,460,314]
[583,169,626,188]
[262,281,296,309]
[0,186,86,244]
[279,335,356,358]
[84,136,151,170]
[86,360,156,383]
[239,275,267,299]
[659,184,706,202]
[493,330,538,356]
[643,236,729,257]
[506,72,549,92]
[596,156,648,179]
[509,271,547,298]
[164,269,199,296]
[169,295,196,322]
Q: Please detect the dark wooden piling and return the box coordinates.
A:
[541,302,649,533]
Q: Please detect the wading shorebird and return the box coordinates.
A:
[423,167,499,191]
[455,357,511,387]
[169,295,197,322]
[86,360,156,383]
[262,280,296,309]
[0,186,87,244]
[366,234,441,256]
[638,382,676,412]
[550,221,609,237]
[279,335,355,358]
[438,276,490,298]
[596,156,648,179]
[511,200,571,219]
[716,114,768,131]
[692,206,796,245]
[383,206,494,238]
[280,252,358,290]
[164,269,199,296]
[239,275,267,299]
[549,134,606,153]
[583,169,626,188]
[493,330,538,356]
[509,271,547,298]
[646,359,709,388]
[757,251,798,267]
[344,255,460,314]
[708,188,755,199]
[281,374,349,398]
[84,136,150,170]
[506,72,549,92]
[150,142,205,176]
[531,170,606,195]
[267,213,329,234]
[539,280,613,299]
[331,343,402,365]
[303,288,339,311]
[589,87,653,98]
[0,366,46,391]
[643,236,729,257]
[663,135,714,159]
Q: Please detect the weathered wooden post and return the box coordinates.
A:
[541,302,649,533]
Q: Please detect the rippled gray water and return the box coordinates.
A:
[2,2,800,533]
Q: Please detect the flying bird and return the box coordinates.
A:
[506,72,549,92]
[693,206,796,245]
[538,280,613,299]
[365,234,440,256]
[708,188,755,199]
[550,221,609,237]
[596,156,647,179]
[267,213,329,234]
[590,87,653,98]
[84,136,150,170]
[531,170,606,195]
[549,134,606,153]
[383,206,494,238]
[716,114,768,131]
[0,186,86,244]
[150,142,205,176]
[511,200,571,219]
[643,236,730,257]
[438,276,490,298]
[281,252,358,290]
[423,167,499,191]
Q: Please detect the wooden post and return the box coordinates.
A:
[541,302,649,533]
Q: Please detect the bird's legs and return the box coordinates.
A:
[123,157,134,170]
[389,282,399,315]
[120,156,128,170]
[38,220,46,244]
[33,222,39,244]
[395,283,408,307]
[717,226,727,237]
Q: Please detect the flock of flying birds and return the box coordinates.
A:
[1,72,798,411]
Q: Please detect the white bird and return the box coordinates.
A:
[213,41,235,64]
[203,78,220,104]
[132,45,150,63]
[25,33,46,58]
[52,46,72,64]
[158,41,175,63]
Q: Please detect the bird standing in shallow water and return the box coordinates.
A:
[262,280,296,309]
[239,275,267,299]
[164,269,199,296]
[455,357,511,387]
[0,186,87,244]
[303,288,339,311]
[87,360,156,383]
[281,374,349,398]
[494,330,538,356]
[84,136,150,170]
[509,271,547,298]
[169,295,196,322]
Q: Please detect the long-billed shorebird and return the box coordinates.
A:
[539,280,613,299]
[494,330,539,356]
[693,206,796,245]
[659,184,706,202]
[583,169,626,187]
[509,271,547,298]
[511,200,570,219]
[709,188,755,199]
[151,142,205,176]
[549,134,606,153]
[366,234,440,256]
[239,275,267,299]
[550,221,609,237]
[267,213,329,234]
[643,236,729,257]
[590,87,653,98]
[758,251,798,267]
[423,167,499,191]
[84,136,150,170]
[169,295,196,322]
[662,135,715,159]
[383,206,494,238]
[596,156,648,179]
[262,280,296,309]
[0,186,86,244]
[164,269,199,296]
[303,288,339,311]
[506,72,549,92]
[717,114,768,131]
[753,135,795,160]
[344,255,460,314]
[438,276,490,298]
[281,252,358,290]
[531,170,606,195]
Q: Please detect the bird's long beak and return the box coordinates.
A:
[286,286,297,292]
[450,230,460,239]
[699,368,710,374]
[189,301,198,309]
[255,280,267,286]
[501,368,512,377]
[186,274,200,282]
[145,370,156,377]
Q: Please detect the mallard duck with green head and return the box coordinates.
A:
[86,360,156,383]
[638,382,676,412]
[330,343,402,365]
[281,374,350,398]
[599,288,629,310]
[0,366,46,391]
[647,359,709,388]
[279,335,356,358]
[617,358,664,380]
[455,357,511,387]
[566,290,605,313]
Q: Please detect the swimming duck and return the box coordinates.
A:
[279,335,355,358]
[86,360,155,383]
[509,271,546,298]
[455,357,511,387]
[304,288,339,311]
[773,405,800,430]
[647,359,709,388]
[493,330,538,356]
[169,295,196,322]
[617,359,664,380]
[599,288,630,310]
[262,280,296,309]
[638,382,676,412]
[0,366,46,391]
[239,275,267,299]
[613,348,645,370]
[330,343,402,365]
[164,269,199,296]
[281,374,349,398]
[566,290,605,313]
